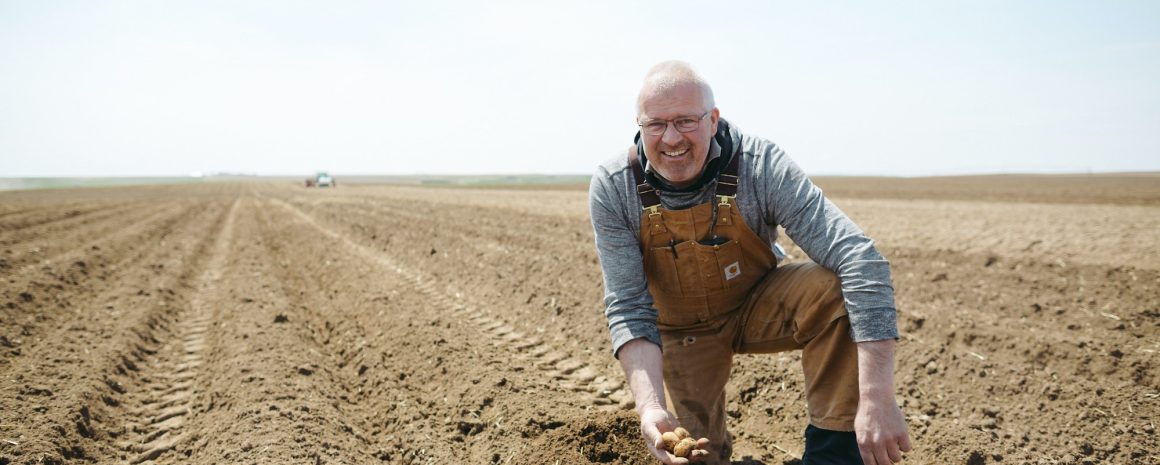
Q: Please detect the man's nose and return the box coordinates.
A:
[660,123,684,145]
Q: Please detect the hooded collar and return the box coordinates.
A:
[633,118,734,194]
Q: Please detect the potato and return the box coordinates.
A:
[661,427,706,458]
[661,431,681,451]
[672,437,697,458]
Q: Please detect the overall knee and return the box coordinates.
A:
[801,263,843,307]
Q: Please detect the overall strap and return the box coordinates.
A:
[628,147,661,211]
[628,147,666,235]
[716,149,741,204]
[712,149,741,228]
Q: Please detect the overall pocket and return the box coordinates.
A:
[646,245,683,297]
[690,238,745,294]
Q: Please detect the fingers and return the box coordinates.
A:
[687,448,710,463]
[854,401,913,464]
[874,446,893,465]
[637,411,712,465]
[648,442,680,465]
[649,431,664,451]
[861,435,912,465]
[860,439,910,464]
[899,433,913,452]
[859,442,891,465]
[887,440,903,462]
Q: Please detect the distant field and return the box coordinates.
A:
[353,172,1160,205]
[0,174,592,191]
[810,172,1160,205]
[5,173,1157,205]
[0,177,206,191]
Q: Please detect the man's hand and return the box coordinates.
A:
[855,339,913,464]
[617,339,711,463]
[855,389,911,464]
[639,406,711,464]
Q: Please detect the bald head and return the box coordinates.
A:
[636,60,715,117]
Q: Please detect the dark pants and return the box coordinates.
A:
[803,425,864,465]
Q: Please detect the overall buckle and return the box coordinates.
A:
[645,205,667,235]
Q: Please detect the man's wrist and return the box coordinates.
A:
[635,400,666,415]
[859,383,896,401]
[856,339,897,400]
[618,338,667,416]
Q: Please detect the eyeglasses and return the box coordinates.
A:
[638,112,708,136]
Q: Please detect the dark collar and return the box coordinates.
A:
[633,118,733,194]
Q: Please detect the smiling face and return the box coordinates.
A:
[637,82,719,188]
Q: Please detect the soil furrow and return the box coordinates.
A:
[0,200,203,366]
[2,200,174,276]
[144,195,380,464]
[264,196,628,407]
[113,197,240,463]
[0,191,234,464]
[0,201,120,233]
[269,192,608,353]
[282,191,592,262]
[0,200,151,246]
[2,180,1156,465]
[258,193,647,463]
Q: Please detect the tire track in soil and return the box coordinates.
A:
[136,192,401,464]
[265,197,634,412]
[253,194,647,465]
[249,197,447,464]
[298,188,1157,464]
[115,198,239,463]
[2,181,1154,465]
[273,193,609,373]
[0,200,202,365]
[0,193,232,465]
[275,190,601,305]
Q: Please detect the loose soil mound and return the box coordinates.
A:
[0,178,1156,464]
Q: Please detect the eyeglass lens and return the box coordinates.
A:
[641,115,703,136]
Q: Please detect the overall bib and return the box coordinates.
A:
[631,149,861,464]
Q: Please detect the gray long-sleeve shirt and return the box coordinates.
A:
[589,121,898,357]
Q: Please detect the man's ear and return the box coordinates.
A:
[710,107,720,133]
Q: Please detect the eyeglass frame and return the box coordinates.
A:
[637,112,710,136]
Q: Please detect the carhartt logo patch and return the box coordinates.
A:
[724,262,741,280]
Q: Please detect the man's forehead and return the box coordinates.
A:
[640,81,701,102]
[638,85,705,118]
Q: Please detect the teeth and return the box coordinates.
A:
[663,150,686,157]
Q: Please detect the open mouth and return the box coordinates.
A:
[662,148,689,158]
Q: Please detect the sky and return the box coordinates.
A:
[1,0,1158,177]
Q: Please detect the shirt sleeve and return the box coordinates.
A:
[588,170,663,357]
[761,145,899,342]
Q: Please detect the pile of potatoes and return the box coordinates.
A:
[661,427,709,459]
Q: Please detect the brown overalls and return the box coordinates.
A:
[631,149,860,464]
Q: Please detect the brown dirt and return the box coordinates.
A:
[0,177,1156,465]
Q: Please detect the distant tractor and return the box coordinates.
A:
[305,172,335,188]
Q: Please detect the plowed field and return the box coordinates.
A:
[1,177,1157,465]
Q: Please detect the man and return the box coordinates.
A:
[588,61,912,465]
